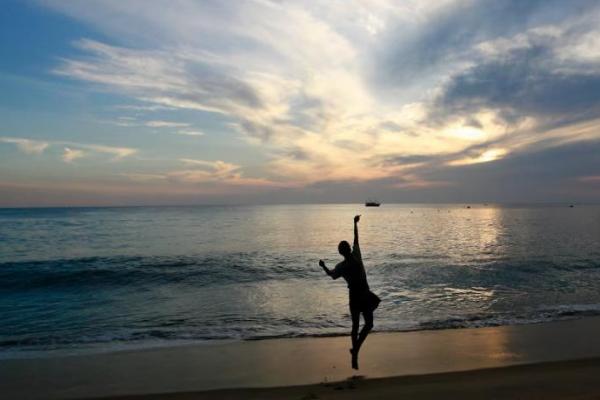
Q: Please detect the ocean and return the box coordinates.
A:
[1,204,599,358]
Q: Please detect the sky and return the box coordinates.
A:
[0,0,599,206]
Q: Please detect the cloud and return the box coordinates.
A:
[145,120,191,128]
[119,158,286,187]
[118,173,166,182]
[579,175,600,183]
[0,136,137,162]
[175,130,204,136]
[115,104,175,112]
[54,38,277,137]
[422,138,600,201]
[35,0,600,201]
[73,142,137,159]
[107,117,198,131]
[381,154,439,166]
[179,158,239,174]
[172,158,278,186]
[432,37,600,126]
[48,1,375,149]
[0,137,49,154]
[374,0,593,88]
[62,147,86,163]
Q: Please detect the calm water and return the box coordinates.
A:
[1,204,599,358]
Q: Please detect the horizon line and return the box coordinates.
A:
[0,201,595,210]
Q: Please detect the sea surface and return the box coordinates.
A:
[1,204,599,358]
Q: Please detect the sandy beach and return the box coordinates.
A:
[3,317,600,399]
[108,359,600,400]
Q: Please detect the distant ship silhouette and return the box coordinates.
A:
[365,200,381,207]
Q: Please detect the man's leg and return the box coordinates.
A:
[354,310,373,354]
[350,307,360,369]
[350,307,360,351]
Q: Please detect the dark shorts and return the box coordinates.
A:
[349,290,380,313]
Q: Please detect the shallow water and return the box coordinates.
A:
[1,204,599,357]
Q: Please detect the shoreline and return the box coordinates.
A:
[5,312,600,361]
[3,316,600,399]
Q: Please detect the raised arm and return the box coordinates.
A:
[353,215,360,248]
[352,215,362,259]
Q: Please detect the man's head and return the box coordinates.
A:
[338,240,351,257]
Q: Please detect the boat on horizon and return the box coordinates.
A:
[365,200,381,207]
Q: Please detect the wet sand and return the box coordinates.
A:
[2,317,600,399]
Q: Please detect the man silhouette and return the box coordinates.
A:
[319,215,379,369]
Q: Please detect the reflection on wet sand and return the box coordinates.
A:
[5,317,600,399]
